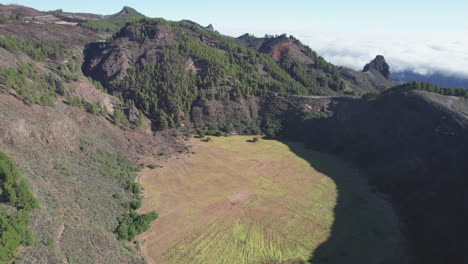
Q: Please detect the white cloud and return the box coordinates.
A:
[294,30,468,79]
[220,27,468,79]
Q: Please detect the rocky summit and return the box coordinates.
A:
[363,55,392,80]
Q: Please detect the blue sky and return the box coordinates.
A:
[3,0,468,77]
[5,0,467,33]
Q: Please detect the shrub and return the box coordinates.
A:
[135,112,144,127]
[264,129,276,139]
[197,129,206,138]
[40,95,54,107]
[147,164,157,169]
[46,236,55,247]
[129,199,142,210]
[203,137,212,142]
[252,137,260,142]
[127,180,141,194]
[116,211,158,241]
[114,108,129,127]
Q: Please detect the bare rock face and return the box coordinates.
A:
[126,106,140,123]
[363,55,391,80]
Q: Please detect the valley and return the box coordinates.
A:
[137,136,404,264]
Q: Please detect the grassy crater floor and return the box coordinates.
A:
[137,136,404,264]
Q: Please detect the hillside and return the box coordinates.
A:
[271,89,468,264]
[82,18,395,130]
[237,34,394,93]
[1,4,468,264]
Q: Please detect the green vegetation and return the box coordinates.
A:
[196,124,229,137]
[115,211,158,241]
[40,95,55,107]
[80,143,159,242]
[0,152,38,263]
[203,137,212,142]
[147,164,157,169]
[0,64,64,105]
[88,77,107,92]
[0,37,70,61]
[280,35,348,92]
[79,7,145,33]
[143,136,403,263]
[66,96,108,116]
[361,91,379,100]
[135,111,144,127]
[47,9,63,15]
[383,81,468,98]
[45,236,55,247]
[98,18,352,129]
[252,137,259,142]
[113,108,130,127]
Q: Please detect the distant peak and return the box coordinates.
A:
[122,6,136,13]
[112,6,142,17]
[206,24,214,31]
[363,55,391,80]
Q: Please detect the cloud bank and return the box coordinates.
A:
[295,30,468,79]
[221,26,468,79]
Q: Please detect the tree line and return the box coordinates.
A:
[382,81,468,98]
[0,152,39,262]
[0,36,70,61]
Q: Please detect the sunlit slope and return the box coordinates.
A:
[138,136,403,264]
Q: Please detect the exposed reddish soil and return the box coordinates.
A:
[268,41,301,61]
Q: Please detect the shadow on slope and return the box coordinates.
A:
[282,91,468,264]
[280,140,406,264]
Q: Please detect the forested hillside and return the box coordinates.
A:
[84,18,392,129]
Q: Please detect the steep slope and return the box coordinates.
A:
[83,18,347,130]
[340,55,394,91]
[237,34,351,94]
[277,89,468,264]
[0,17,184,263]
[237,34,394,93]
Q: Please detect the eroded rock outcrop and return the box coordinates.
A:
[363,55,391,80]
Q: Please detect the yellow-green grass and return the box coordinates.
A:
[138,136,403,264]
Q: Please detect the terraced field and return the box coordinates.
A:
[137,136,403,264]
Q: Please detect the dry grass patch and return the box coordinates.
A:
[137,136,403,264]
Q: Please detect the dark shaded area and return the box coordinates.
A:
[279,91,468,264]
[280,141,405,264]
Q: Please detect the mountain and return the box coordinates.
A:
[393,70,468,89]
[83,20,395,129]
[1,4,468,264]
[237,33,394,93]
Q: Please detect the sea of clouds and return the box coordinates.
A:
[224,27,468,79]
[292,30,468,79]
